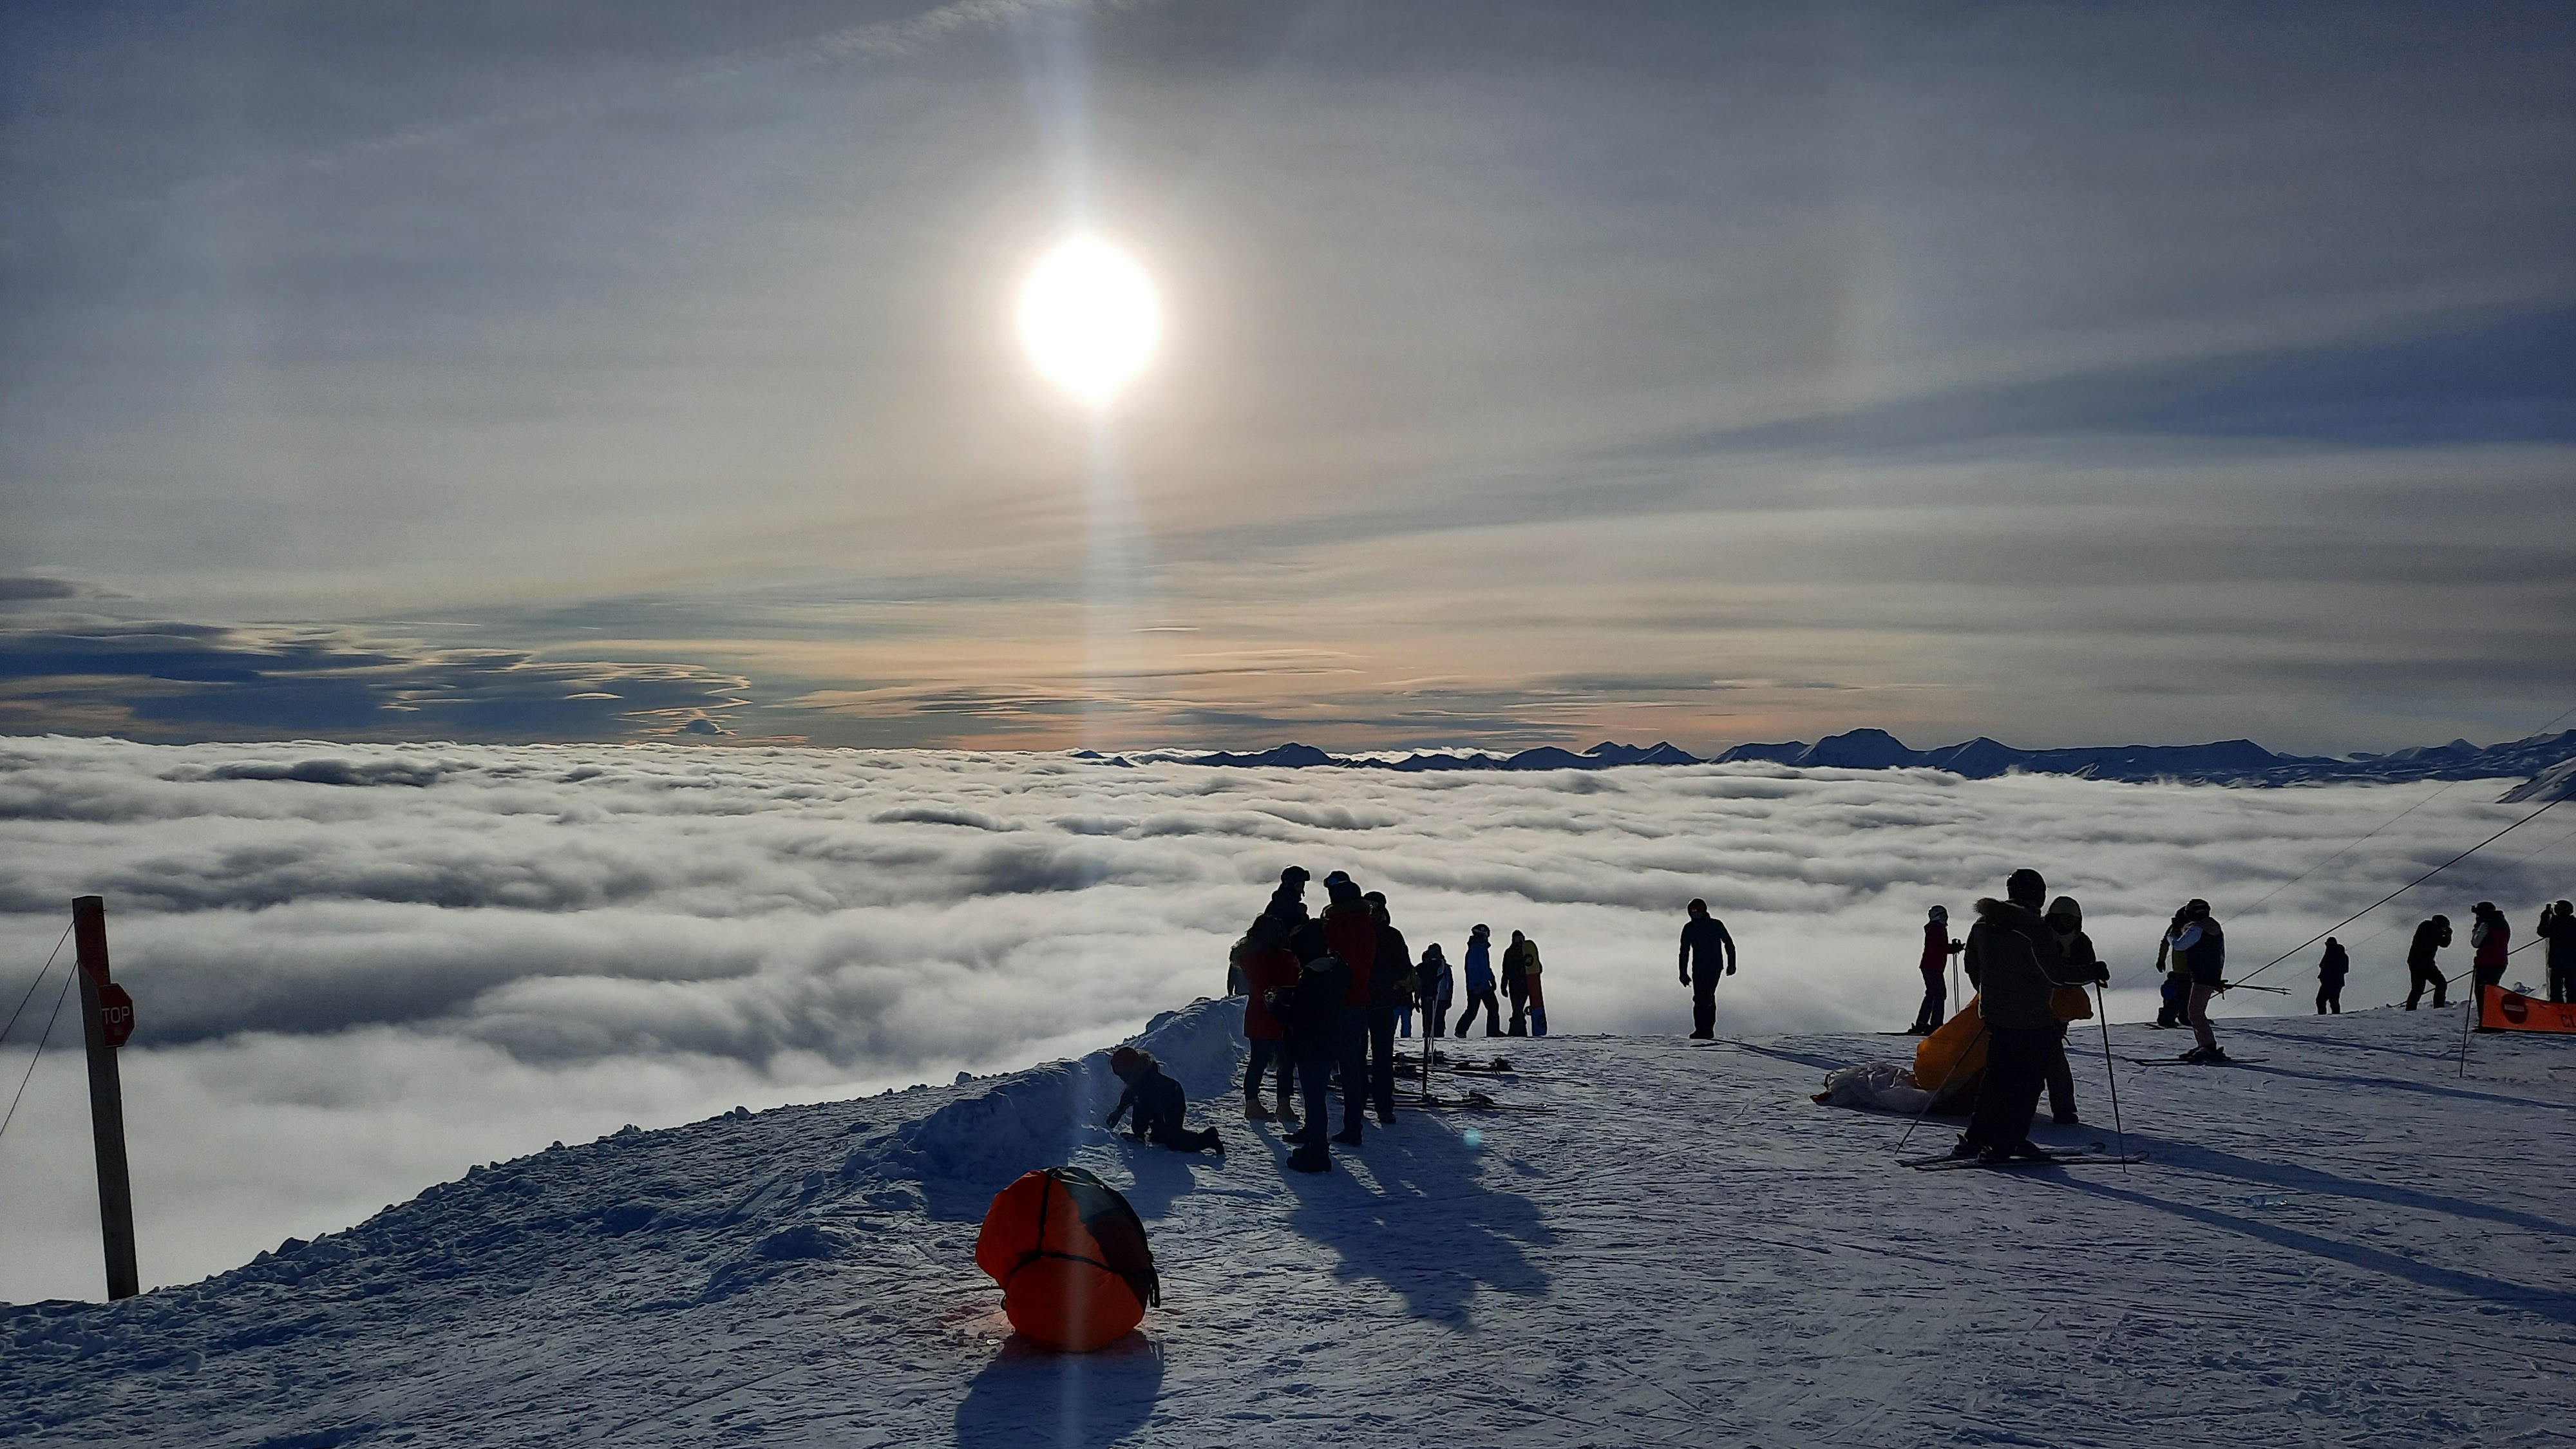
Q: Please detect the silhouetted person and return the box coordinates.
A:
[1105,1048,1222,1155]
[2469,901,2510,998]
[1235,914,1300,1121]
[1417,943,1454,1038]
[2541,901,2576,1005]
[1270,942,1348,1171]
[1679,899,1736,1039]
[1318,876,1378,1145]
[2404,915,2452,1009]
[1457,925,1501,1036]
[2152,909,2192,1029]
[2042,896,2098,1122]
[2174,898,2230,1062]
[1951,869,2103,1162]
[1501,930,1534,1036]
[1363,891,1410,1125]
[2316,938,2348,1014]
[1909,904,1958,1034]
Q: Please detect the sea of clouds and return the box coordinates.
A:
[2,735,2567,1302]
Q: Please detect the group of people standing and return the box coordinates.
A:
[2401,899,2576,1009]
[1226,866,1553,1173]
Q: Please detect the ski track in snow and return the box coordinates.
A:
[6,1001,2573,1448]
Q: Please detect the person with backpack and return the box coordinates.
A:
[2469,902,2510,1000]
[1680,899,1737,1039]
[2041,896,2099,1123]
[2404,915,2452,1009]
[1318,876,1379,1144]
[2316,938,2349,1014]
[1457,925,1501,1036]
[2152,908,2193,1029]
[1235,915,1302,1122]
[1907,905,1954,1035]
[2174,898,2230,1063]
[1417,943,1455,1037]
[1363,891,1414,1125]
[1268,943,1349,1171]
[1949,868,2105,1162]
[2540,900,2576,1004]
[1104,1047,1224,1155]
[1501,931,1534,1036]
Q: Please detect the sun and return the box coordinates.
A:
[1019,237,1160,404]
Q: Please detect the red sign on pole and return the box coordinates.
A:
[97,983,135,1049]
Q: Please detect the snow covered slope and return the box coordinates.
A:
[8,999,2571,1447]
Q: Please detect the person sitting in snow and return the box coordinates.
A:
[1949,869,2106,1162]
[1104,1047,1224,1156]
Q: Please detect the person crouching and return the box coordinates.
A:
[1104,1047,1223,1155]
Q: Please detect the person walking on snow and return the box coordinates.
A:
[2539,901,2576,1005]
[1318,876,1379,1145]
[1417,943,1455,1038]
[2042,896,2098,1123]
[1235,915,1301,1121]
[1680,900,1737,1039]
[1363,892,1413,1124]
[1909,905,1958,1034]
[2470,902,2510,999]
[1522,936,1549,1036]
[1951,869,2105,1162]
[2174,898,2230,1062]
[1457,926,1502,1036]
[1104,1048,1224,1155]
[2316,938,2349,1014]
[1501,931,1535,1037]
[2404,914,2452,1009]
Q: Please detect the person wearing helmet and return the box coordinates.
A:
[2173,898,2230,1063]
[1909,905,1960,1034]
[1680,899,1736,1039]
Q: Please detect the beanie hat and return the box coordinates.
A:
[1927,905,1947,921]
[1109,1046,1143,1078]
[1327,878,1361,905]
[2045,896,2082,929]
[1687,898,1707,914]
[2006,869,2047,907]
[1280,866,1309,883]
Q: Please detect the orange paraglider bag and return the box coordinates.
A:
[1913,997,1989,1102]
[975,1166,1159,1352]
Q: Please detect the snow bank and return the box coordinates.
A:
[874,996,1245,1213]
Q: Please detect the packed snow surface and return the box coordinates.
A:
[8,998,2570,1447]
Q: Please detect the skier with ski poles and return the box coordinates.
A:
[1680,898,1736,1039]
[2173,898,2231,1063]
[1908,905,1958,1035]
[1947,868,2107,1162]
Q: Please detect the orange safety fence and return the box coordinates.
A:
[2479,985,2576,1034]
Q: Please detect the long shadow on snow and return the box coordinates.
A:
[2043,1176,2576,1329]
[2109,1132,2576,1242]
[2221,1060,2576,1115]
[2221,1023,2483,1068]
[1271,1119,1553,1327]
[953,1332,1165,1449]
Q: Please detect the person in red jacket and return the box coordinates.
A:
[1909,905,1960,1034]
[1234,915,1302,1122]
[1316,874,1378,1144]
[2470,901,2511,999]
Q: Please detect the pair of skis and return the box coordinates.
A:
[1901,1142,2146,1171]
[2123,1055,2264,1066]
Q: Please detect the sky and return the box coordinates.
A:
[5,736,2571,1300]
[1,1,2571,756]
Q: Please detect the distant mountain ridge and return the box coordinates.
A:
[1111,727,2576,799]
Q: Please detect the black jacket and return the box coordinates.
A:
[1680,916,1734,983]
[2320,943,2350,982]
[1965,898,2085,1031]
[1273,955,1350,1062]
[2407,919,2450,967]
[1108,1063,1188,1140]
[1368,924,1413,1009]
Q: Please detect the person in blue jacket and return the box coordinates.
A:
[1455,924,1501,1036]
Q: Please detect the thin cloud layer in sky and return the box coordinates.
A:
[3,737,2568,1301]
[1,3,2572,753]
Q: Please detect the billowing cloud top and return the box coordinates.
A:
[2,735,2566,1298]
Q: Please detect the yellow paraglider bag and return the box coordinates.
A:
[1913,998,1988,1097]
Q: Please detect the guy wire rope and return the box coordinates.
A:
[1,923,76,1048]
[0,947,82,1148]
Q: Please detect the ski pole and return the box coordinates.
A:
[2094,981,2128,1174]
[2459,988,2476,1078]
[1896,1012,1988,1153]
[2216,981,2289,994]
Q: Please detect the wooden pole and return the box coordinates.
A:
[71,896,138,1301]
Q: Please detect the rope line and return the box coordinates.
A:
[0,951,81,1148]
[0,923,75,1048]
[2235,795,2564,985]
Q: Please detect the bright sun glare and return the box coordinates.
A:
[1019,237,1159,404]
